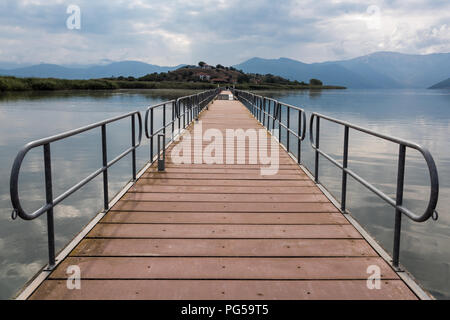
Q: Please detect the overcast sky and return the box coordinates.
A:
[0,0,449,66]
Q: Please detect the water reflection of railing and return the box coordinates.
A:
[10,111,143,269]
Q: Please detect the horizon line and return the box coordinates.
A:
[2,50,450,69]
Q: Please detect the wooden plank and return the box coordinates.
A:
[170,150,291,155]
[141,173,305,180]
[145,168,303,174]
[163,158,297,165]
[129,185,322,194]
[101,212,348,224]
[162,164,300,169]
[87,224,362,239]
[71,239,377,257]
[30,280,417,300]
[111,201,339,212]
[48,257,398,280]
[163,160,298,166]
[168,149,290,154]
[121,193,329,203]
[135,179,316,187]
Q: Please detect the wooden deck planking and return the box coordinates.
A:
[110,201,339,213]
[71,239,377,257]
[128,185,322,194]
[86,224,362,239]
[29,93,418,300]
[48,257,397,280]
[120,193,329,202]
[30,280,416,300]
[100,212,349,224]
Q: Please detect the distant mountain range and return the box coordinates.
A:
[1,52,449,88]
[234,52,450,89]
[429,78,450,89]
[0,61,184,80]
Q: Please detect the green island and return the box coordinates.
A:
[0,62,346,92]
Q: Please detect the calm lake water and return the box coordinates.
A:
[0,88,449,299]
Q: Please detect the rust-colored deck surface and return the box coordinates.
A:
[29,93,418,300]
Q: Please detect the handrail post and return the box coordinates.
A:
[195,96,199,122]
[190,97,193,123]
[272,101,276,133]
[393,144,406,269]
[158,134,165,171]
[194,96,198,120]
[256,97,259,120]
[286,107,290,152]
[257,97,261,123]
[178,101,181,133]
[131,114,136,181]
[260,98,263,124]
[163,103,166,137]
[183,101,186,129]
[43,143,56,269]
[150,108,154,162]
[297,110,302,164]
[341,126,349,212]
[314,116,320,183]
[194,96,197,119]
[278,103,281,143]
[101,124,109,211]
[171,101,175,140]
[263,98,266,127]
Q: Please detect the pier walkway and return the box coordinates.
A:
[28,93,418,299]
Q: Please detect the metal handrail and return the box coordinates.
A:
[309,112,439,268]
[9,88,220,270]
[232,89,307,164]
[10,111,142,268]
[234,89,439,268]
[144,89,220,167]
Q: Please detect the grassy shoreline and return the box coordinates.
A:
[0,76,346,92]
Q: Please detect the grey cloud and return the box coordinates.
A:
[0,0,448,66]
